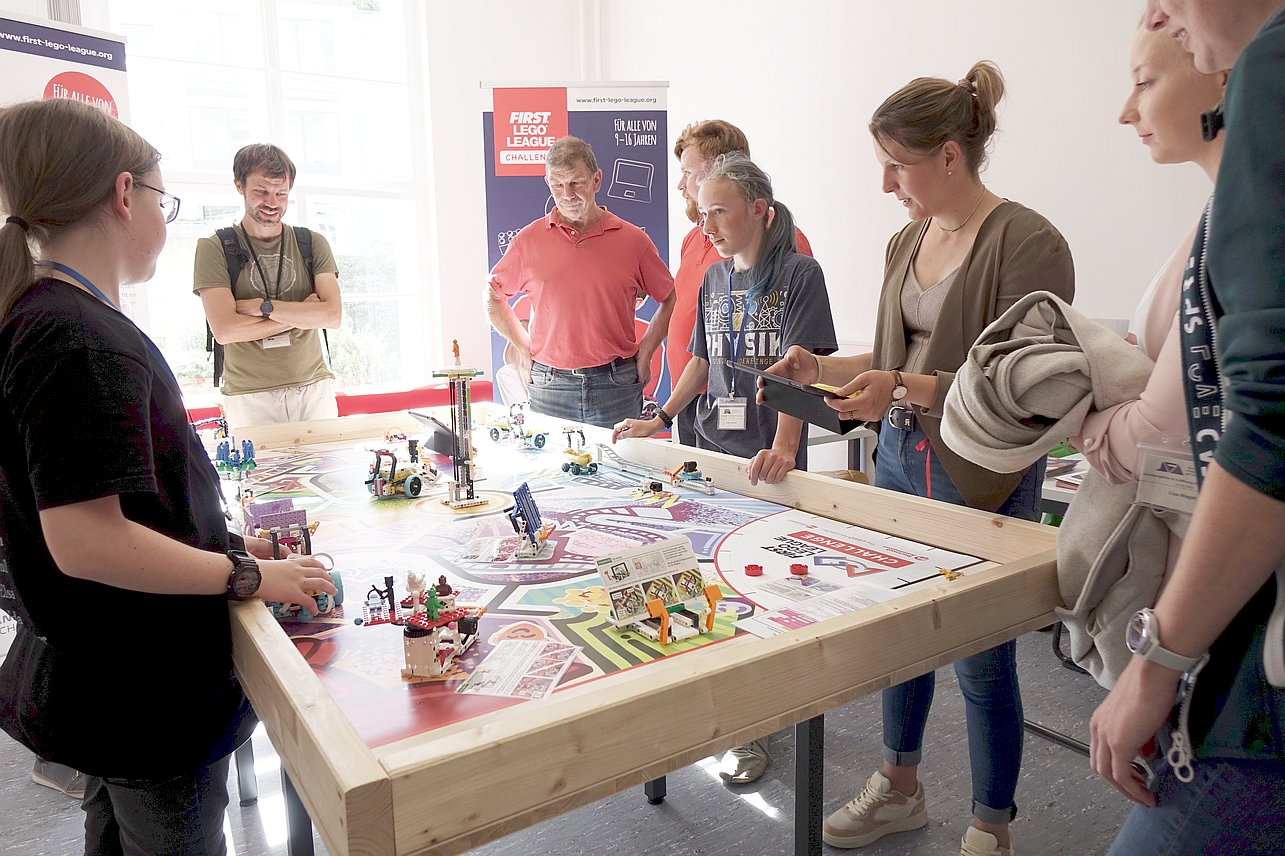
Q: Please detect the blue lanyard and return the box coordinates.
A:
[725,265,750,397]
[40,261,180,388]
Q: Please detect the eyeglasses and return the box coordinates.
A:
[137,181,181,224]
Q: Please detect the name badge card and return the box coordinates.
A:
[1134,434,1198,515]
[262,333,292,349]
[716,396,747,431]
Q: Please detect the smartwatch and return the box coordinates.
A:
[890,370,909,402]
[260,298,274,319]
[227,550,262,600]
[656,407,674,428]
[1125,608,1204,672]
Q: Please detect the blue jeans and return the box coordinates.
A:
[528,357,643,430]
[874,422,1044,824]
[1107,757,1285,855]
[82,754,232,856]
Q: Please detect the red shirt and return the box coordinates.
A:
[666,225,813,385]
[489,208,674,370]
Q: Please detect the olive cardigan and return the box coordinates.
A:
[871,201,1075,512]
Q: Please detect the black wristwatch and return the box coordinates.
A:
[227,550,262,600]
[656,406,674,428]
[260,298,274,319]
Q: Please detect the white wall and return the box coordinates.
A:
[420,1,586,371]
[8,1,1216,369]
[596,0,1212,350]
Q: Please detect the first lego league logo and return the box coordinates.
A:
[493,88,569,176]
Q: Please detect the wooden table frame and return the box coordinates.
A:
[231,412,1059,856]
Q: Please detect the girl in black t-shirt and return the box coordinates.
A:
[0,98,336,855]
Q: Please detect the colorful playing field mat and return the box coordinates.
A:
[234,428,979,748]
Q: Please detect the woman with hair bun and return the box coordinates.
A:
[0,97,334,854]
[768,62,1074,856]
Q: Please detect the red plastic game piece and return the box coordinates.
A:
[790,563,809,576]
[744,564,763,577]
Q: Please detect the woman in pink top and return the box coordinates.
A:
[1072,26,1225,488]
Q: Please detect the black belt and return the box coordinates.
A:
[535,356,636,377]
[886,405,917,432]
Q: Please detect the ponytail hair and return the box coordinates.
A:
[702,153,797,299]
[0,98,160,320]
[869,60,1006,175]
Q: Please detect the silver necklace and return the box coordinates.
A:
[935,190,987,233]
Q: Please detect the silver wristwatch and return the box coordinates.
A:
[1125,608,1204,672]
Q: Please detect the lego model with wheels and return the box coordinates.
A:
[366,447,438,499]
[486,402,549,449]
[561,427,598,475]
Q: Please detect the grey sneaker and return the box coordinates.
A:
[718,737,770,783]
[32,759,87,800]
[822,771,927,849]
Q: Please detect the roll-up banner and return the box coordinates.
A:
[482,83,670,405]
[0,12,141,332]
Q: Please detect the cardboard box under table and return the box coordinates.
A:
[230,411,1058,856]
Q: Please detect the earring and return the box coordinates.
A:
[947,170,953,176]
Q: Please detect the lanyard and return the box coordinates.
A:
[40,261,180,388]
[240,225,286,299]
[725,265,750,397]
[1178,195,1225,486]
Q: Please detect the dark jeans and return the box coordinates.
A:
[873,422,1044,824]
[83,755,232,856]
[1107,757,1285,855]
[528,357,643,430]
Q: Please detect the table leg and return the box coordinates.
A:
[234,739,257,806]
[282,769,315,856]
[644,775,667,805]
[795,715,824,856]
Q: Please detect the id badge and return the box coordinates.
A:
[262,333,292,349]
[716,396,748,431]
[1134,446,1198,515]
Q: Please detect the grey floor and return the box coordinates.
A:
[0,633,1132,856]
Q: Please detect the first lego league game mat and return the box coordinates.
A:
[241,433,985,749]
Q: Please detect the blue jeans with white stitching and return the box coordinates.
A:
[527,358,643,430]
[874,423,1044,824]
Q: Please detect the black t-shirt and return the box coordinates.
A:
[0,280,248,778]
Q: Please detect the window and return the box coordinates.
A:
[109,0,428,402]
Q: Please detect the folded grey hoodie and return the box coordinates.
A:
[940,291,1154,473]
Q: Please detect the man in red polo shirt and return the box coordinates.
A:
[669,121,813,445]
[486,136,675,429]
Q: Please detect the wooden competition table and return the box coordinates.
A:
[231,411,1059,856]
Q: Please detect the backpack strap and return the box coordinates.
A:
[293,225,315,288]
[292,226,331,364]
[207,226,249,388]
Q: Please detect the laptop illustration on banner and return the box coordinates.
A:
[607,159,654,204]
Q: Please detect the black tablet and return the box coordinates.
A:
[727,361,866,435]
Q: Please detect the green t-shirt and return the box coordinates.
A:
[193,225,339,396]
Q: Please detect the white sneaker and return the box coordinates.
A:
[718,737,770,783]
[960,826,1015,856]
[822,771,927,848]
